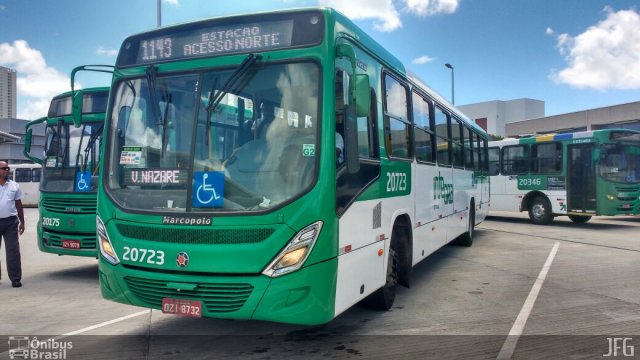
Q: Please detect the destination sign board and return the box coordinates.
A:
[117,10,324,66]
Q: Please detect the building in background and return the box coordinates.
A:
[0,66,17,119]
[0,117,45,164]
[506,101,640,136]
[458,98,545,137]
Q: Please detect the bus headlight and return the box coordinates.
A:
[263,221,323,278]
[97,216,119,265]
[607,194,615,201]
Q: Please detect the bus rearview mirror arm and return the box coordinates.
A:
[24,117,46,165]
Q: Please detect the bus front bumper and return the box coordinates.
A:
[38,227,98,257]
[98,257,337,325]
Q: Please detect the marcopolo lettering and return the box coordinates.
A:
[162,216,212,226]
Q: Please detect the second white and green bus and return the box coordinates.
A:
[488,129,640,224]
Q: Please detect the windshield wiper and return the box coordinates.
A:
[160,93,171,157]
[205,53,261,145]
[82,125,104,172]
[145,65,162,126]
[74,124,88,172]
[146,65,172,157]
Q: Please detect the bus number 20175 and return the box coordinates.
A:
[386,172,407,192]
[122,246,165,265]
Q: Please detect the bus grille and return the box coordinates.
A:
[124,276,253,313]
[116,224,274,245]
[616,185,640,201]
[42,197,97,214]
[43,231,97,249]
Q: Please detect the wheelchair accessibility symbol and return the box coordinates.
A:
[193,171,224,208]
[75,171,92,192]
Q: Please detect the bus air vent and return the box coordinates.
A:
[116,224,275,244]
[125,276,253,313]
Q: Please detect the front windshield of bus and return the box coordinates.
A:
[106,61,320,212]
[598,143,640,183]
[41,122,102,192]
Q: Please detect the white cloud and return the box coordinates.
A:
[0,40,73,119]
[403,0,458,16]
[162,0,179,6]
[97,46,118,57]
[319,0,459,32]
[545,27,554,36]
[412,55,435,64]
[20,99,52,121]
[551,7,640,90]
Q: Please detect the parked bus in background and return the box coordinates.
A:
[24,84,110,257]
[488,129,640,224]
[7,163,41,207]
[96,8,489,325]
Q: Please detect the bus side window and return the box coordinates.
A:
[502,145,530,175]
[488,147,500,175]
[15,168,32,182]
[383,73,410,159]
[32,168,41,182]
[532,142,562,174]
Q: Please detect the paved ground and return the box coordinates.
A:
[1,208,639,359]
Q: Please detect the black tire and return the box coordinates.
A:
[363,236,399,310]
[528,196,554,225]
[455,207,475,247]
[568,215,592,224]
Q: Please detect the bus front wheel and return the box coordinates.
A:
[363,237,399,310]
[568,215,592,224]
[528,196,554,225]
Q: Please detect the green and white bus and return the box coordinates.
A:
[24,85,110,256]
[97,8,489,325]
[488,129,640,224]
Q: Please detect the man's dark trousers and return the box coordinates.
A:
[0,216,21,283]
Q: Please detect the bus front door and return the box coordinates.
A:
[567,144,597,213]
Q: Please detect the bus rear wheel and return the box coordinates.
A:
[528,196,554,225]
[568,215,592,224]
[454,207,475,247]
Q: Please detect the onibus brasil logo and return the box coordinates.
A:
[8,336,72,359]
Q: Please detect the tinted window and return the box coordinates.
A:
[502,145,530,175]
[384,74,410,159]
[412,93,434,163]
[488,147,500,175]
[532,142,562,174]
[434,106,450,165]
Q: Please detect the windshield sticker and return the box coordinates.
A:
[287,111,299,127]
[120,146,143,165]
[193,171,224,208]
[304,115,313,128]
[274,107,285,120]
[303,144,315,156]
[123,168,187,186]
[45,156,57,168]
[75,171,92,192]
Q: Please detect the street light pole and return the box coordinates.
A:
[157,0,162,27]
[445,63,454,105]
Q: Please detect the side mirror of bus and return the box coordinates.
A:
[72,91,83,128]
[24,117,46,165]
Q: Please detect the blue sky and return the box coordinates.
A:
[1,0,639,121]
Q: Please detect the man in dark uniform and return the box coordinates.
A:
[0,161,25,288]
